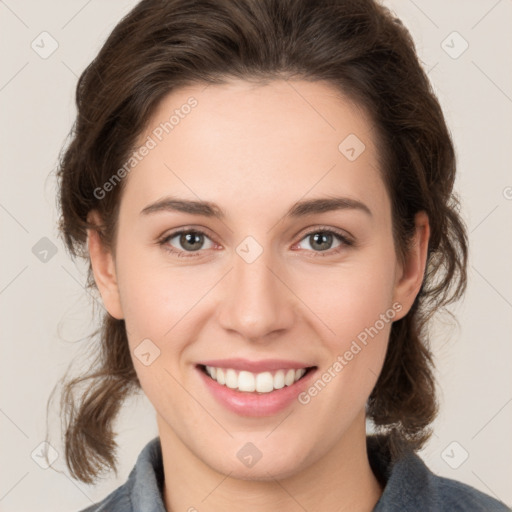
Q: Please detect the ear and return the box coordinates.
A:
[87,210,124,319]
[392,211,430,320]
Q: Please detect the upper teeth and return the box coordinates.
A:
[205,366,307,393]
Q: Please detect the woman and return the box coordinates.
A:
[54,0,509,510]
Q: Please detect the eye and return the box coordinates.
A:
[294,227,353,257]
[158,226,353,259]
[159,229,216,257]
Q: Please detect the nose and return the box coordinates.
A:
[216,245,296,343]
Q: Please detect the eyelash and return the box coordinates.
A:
[157,226,354,259]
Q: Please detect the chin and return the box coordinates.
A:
[218,461,303,482]
[204,446,309,482]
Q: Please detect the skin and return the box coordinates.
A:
[87,79,429,512]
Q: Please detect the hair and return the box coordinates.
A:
[53,0,468,484]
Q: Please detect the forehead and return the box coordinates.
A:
[122,79,388,220]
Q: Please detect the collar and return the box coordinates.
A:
[120,434,507,512]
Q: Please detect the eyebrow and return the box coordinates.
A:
[140,195,372,219]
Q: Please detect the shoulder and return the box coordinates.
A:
[74,477,132,512]
[368,434,510,511]
[74,436,164,512]
[430,474,510,511]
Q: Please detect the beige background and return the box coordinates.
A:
[1,0,511,510]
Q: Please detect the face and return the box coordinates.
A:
[89,79,427,480]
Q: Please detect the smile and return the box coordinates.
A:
[200,365,314,393]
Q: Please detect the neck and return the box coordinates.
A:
[158,411,383,512]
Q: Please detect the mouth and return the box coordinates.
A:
[197,364,317,394]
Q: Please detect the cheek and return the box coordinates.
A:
[114,248,204,404]
[298,282,395,415]
[329,273,396,338]
[114,233,206,337]
[301,247,397,397]
[304,247,397,342]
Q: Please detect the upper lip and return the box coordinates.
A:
[197,358,316,373]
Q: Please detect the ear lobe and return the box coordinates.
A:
[87,210,124,320]
[392,211,430,320]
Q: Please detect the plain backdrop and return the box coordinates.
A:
[1,0,511,510]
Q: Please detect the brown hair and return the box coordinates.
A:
[53,0,468,484]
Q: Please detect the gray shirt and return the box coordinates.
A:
[78,435,510,511]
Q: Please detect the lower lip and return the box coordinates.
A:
[196,366,317,417]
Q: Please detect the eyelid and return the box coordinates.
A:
[295,225,354,245]
[157,225,218,253]
[158,225,217,242]
[158,224,354,258]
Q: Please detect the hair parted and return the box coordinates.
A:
[53,0,468,484]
